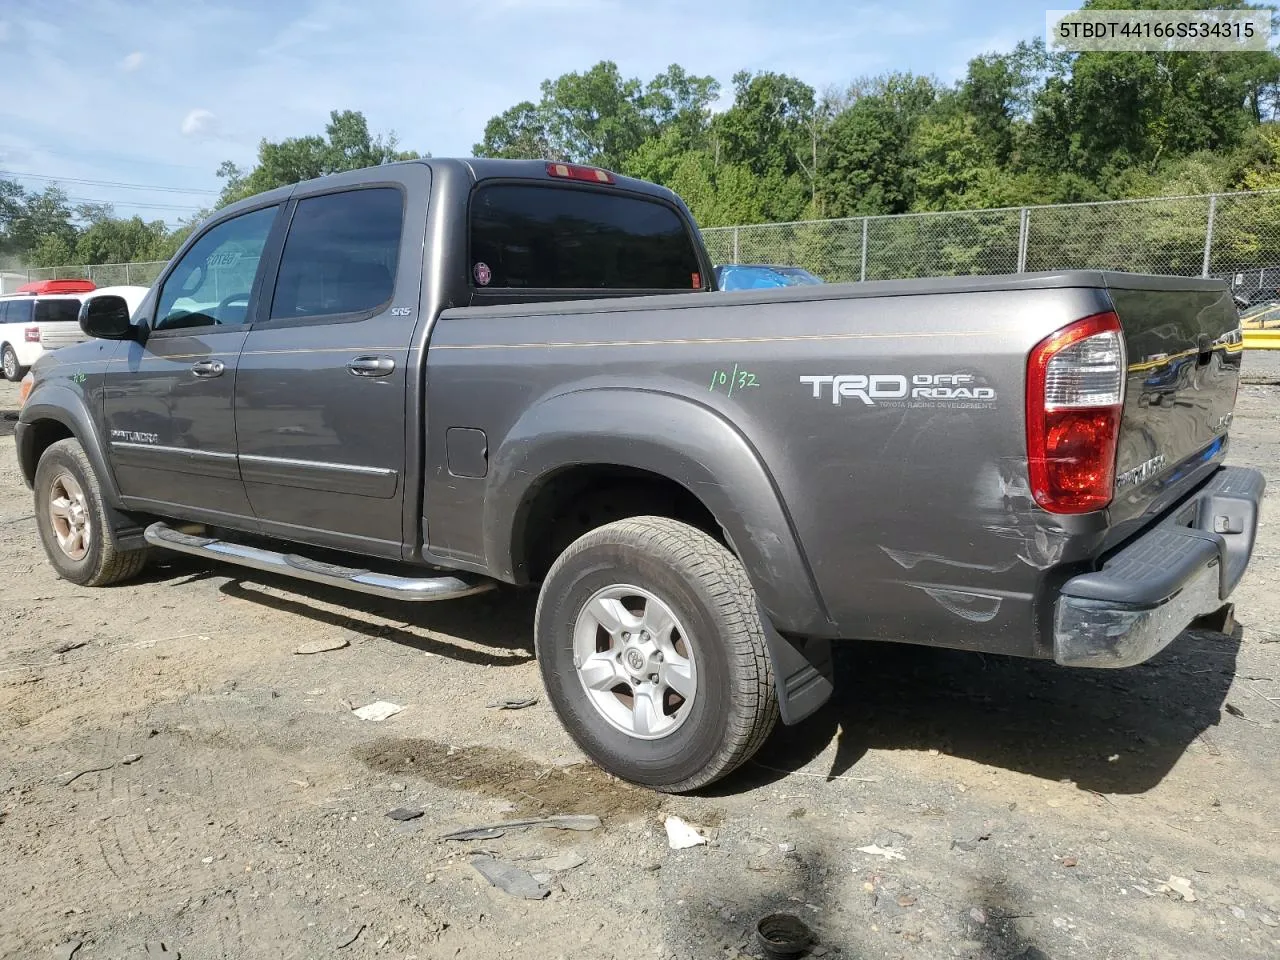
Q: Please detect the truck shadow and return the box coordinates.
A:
[213,577,536,667]
[725,626,1244,796]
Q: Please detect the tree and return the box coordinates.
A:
[6,185,76,257]
[217,109,421,207]
[909,114,994,211]
[74,215,171,265]
[475,101,557,160]
[31,232,75,268]
[474,61,720,174]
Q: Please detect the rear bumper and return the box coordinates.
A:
[1054,465,1264,668]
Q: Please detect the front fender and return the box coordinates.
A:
[18,382,122,507]
[484,388,834,637]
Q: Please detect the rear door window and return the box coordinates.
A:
[5,299,33,323]
[34,299,81,324]
[269,188,404,321]
[469,184,704,290]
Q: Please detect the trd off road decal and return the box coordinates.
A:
[801,373,997,409]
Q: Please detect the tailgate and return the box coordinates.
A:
[1108,275,1242,524]
[37,321,89,351]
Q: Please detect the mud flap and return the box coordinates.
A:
[759,608,834,725]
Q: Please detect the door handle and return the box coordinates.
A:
[347,356,396,378]
[191,359,225,378]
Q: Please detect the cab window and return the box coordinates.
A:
[153,206,278,332]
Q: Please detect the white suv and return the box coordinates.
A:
[0,283,148,381]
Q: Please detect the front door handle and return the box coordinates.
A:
[191,359,225,378]
[347,356,396,378]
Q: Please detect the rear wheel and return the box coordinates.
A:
[535,516,777,793]
[34,438,149,586]
[1,344,27,382]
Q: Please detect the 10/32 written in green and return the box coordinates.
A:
[709,364,761,397]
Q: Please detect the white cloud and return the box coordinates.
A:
[120,51,144,72]
[181,108,218,138]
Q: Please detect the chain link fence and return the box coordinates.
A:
[15,188,1280,298]
[701,189,1280,299]
[12,260,168,290]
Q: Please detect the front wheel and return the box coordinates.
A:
[34,438,149,586]
[535,516,778,793]
[2,344,27,382]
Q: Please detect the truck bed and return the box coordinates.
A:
[421,270,1240,658]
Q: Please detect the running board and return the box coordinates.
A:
[143,522,496,602]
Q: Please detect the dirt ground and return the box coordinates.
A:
[2,360,1279,960]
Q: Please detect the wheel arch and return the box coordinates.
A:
[18,385,123,507]
[484,387,833,638]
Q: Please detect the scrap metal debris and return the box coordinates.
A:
[336,924,366,949]
[1158,875,1197,902]
[664,815,708,849]
[295,637,350,655]
[857,844,906,862]
[524,849,587,873]
[53,640,89,655]
[951,834,991,852]
[755,912,813,960]
[351,701,403,722]
[471,855,550,900]
[438,814,601,842]
[486,696,538,710]
[58,753,143,786]
[385,807,424,822]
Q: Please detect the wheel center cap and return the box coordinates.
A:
[624,648,646,672]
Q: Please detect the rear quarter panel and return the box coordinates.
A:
[424,279,1118,656]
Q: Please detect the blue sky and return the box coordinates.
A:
[0,0,1049,225]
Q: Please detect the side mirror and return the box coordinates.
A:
[79,295,135,340]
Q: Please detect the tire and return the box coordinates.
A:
[34,438,149,586]
[1,343,28,382]
[535,516,778,793]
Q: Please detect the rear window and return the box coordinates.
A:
[469,184,703,290]
[35,299,78,324]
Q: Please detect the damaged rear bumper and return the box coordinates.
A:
[1054,465,1264,668]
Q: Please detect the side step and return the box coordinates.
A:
[143,521,496,602]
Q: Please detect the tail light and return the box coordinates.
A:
[24,326,40,343]
[546,162,615,184]
[1026,311,1126,514]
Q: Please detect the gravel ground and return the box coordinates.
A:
[2,360,1279,960]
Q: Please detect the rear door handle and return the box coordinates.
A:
[191,359,225,378]
[347,356,396,378]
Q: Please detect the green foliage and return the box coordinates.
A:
[11,32,1280,279]
[475,61,720,174]
[217,109,421,207]
[31,232,75,268]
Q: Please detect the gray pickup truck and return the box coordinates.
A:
[14,158,1264,792]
